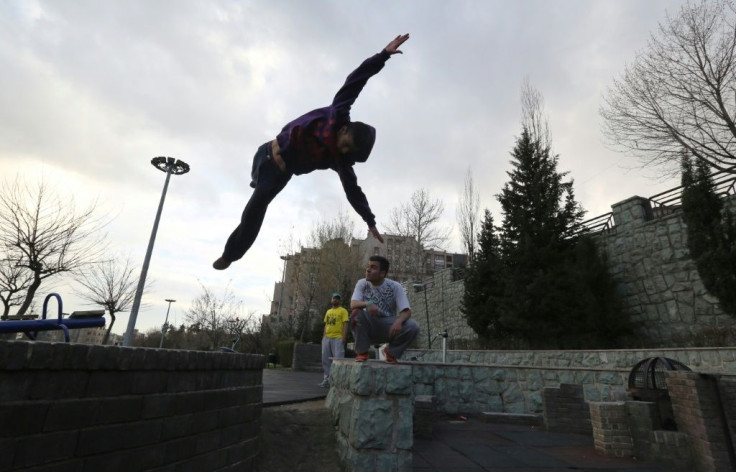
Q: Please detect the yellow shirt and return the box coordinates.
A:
[324,306,349,339]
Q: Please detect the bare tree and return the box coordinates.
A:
[601,0,736,175]
[185,282,247,350]
[0,250,33,318]
[73,255,146,344]
[456,169,480,263]
[0,177,107,316]
[388,188,452,278]
[521,77,551,150]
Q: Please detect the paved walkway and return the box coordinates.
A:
[414,419,672,471]
[262,369,673,471]
[262,368,327,406]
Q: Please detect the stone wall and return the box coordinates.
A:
[406,194,736,349]
[410,361,629,415]
[0,341,264,472]
[326,360,413,472]
[399,348,736,416]
[408,347,736,374]
[405,268,475,350]
[596,195,736,346]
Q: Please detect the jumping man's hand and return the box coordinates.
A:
[384,34,409,55]
[369,226,384,243]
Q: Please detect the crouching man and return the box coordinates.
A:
[350,255,419,363]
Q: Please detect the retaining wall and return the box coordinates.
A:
[0,340,264,472]
[406,195,736,349]
[408,347,736,373]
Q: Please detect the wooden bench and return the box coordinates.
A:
[0,293,105,342]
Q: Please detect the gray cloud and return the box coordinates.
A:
[0,0,688,334]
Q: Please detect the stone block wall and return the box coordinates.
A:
[0,341,264,472]
[410,361,629,415]
[326,360,413,472]
[409,347,736,374]
[400,348,736,417]
[595,195,736,346]
[406,268,475,350]
[667,371,736,471]
[542,384,591,435]
[406,194,736,349]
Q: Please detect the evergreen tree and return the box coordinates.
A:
[461,210,504,340]
[681,156,736,316]
[463,126,631,348]
[494,128,585,346]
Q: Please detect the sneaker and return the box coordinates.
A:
[382,347,398,364]
[318,378,329,388]
[355,353,369,362]
[212,257,231,270]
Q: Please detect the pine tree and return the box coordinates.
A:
[681,156,736,316]
[461,210,503,341]
[492,128,581,346]
[465,126,632,349]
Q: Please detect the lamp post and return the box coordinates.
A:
[412,282,432,349]
[278,255,291,320]
[158,299,176,348]
[123,157,190,347]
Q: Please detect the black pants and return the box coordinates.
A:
[222,142,291,262]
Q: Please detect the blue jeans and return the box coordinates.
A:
[222,142,291,262]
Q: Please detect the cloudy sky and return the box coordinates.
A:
[0,0,689,337]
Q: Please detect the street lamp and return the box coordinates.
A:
[159,299,176,348]
[277,255,291,320]
[123,157,190,346]
[412,282,432,349]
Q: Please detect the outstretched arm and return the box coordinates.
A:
[332,34,410,115]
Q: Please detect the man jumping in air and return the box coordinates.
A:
[213,34,410,270]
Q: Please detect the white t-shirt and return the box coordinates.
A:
[351,278,410,317]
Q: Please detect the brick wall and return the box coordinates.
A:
[667,371,736,471]
[542,384,592,435]
[590,402,633,458]
[0,341,265,472]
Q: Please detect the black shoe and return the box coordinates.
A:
[213,257,231,270]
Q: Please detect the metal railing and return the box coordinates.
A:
[577,168,736,235]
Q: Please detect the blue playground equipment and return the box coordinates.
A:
[0,293,106,342]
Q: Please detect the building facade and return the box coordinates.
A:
[268,232,467,334]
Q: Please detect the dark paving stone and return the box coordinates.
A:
[495,431,593,447]
[262,370,674,472]
[262,369,326,406]
[489,445,569,468]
